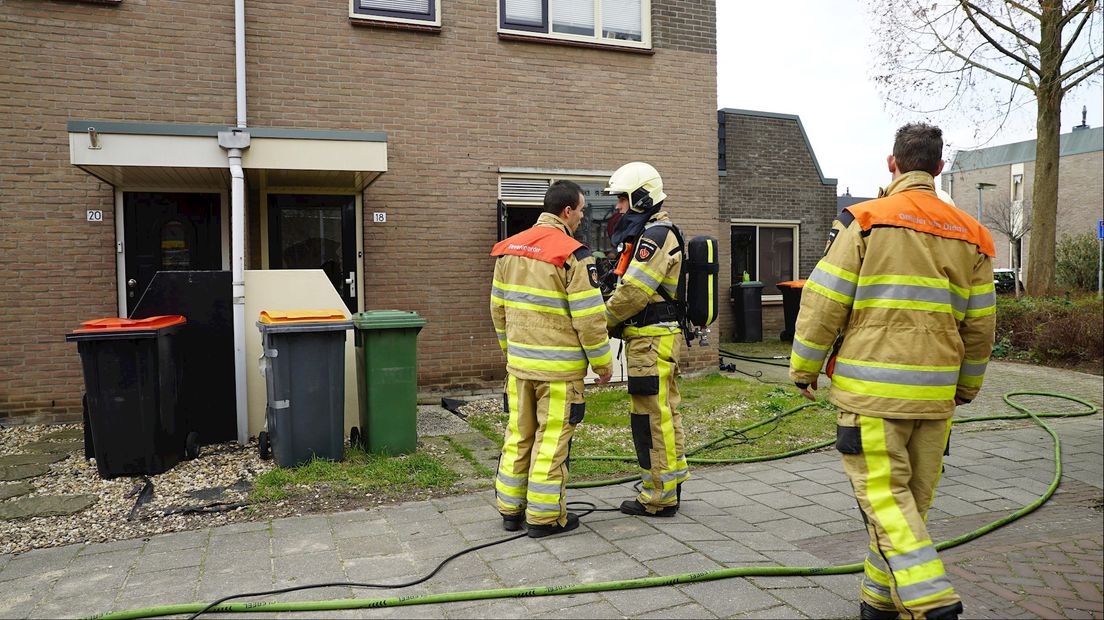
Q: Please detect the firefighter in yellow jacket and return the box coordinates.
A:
[790,124,995,620]
[604,162,690,517]
[490,180,613,538]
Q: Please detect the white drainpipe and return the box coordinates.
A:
[234,0,247,129]
[218,0,250,445]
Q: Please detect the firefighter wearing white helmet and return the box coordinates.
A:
[604,162,690,517]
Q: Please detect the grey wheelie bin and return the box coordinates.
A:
[731,281,764,342]
[256,310,352,468]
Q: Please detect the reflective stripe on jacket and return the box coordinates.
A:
[490,213,613,381]
[789,172,996,419]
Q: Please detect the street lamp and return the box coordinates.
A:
[975,182,996,220]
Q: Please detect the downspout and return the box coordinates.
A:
[218,0,250,445]
[234,0,246,131]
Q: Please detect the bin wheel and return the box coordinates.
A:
[185,432,201,460]
[349,427,361,449]
[258,431,271,460]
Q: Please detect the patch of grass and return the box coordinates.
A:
[465,373,835,482]
[443,436,495,478]
[251,447,461,502]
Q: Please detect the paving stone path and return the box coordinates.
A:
[1,361,1100,619]
[0,482,34,501]
[0,464,50,482]
[0,431,91,520]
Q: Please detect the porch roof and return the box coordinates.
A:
[67,121,388,191]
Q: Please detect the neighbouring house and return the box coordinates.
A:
[942,118,1103,281]
[0,0,721,434]
[717,109,838,341]
[837,188,874,215]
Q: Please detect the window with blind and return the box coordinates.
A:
[500,0,649,48]
[351,0,440,25]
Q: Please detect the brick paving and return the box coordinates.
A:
[1,361,1101,619]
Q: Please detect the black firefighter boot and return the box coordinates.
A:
[859,602,900,620]
[619,483,681,517]
[925,602,964,620]
[502,514,524,532]
[526,513,580,538]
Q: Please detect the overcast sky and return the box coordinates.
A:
[716,0,1104,198]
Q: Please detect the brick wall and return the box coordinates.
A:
[653,0,716,54]
[0,0,237,424]
[717,110,838,342]
[0,0,718,423]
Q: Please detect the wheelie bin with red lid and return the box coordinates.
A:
[776,279,807,342]
[65,315,198,479]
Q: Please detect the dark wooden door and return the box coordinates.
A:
[124,192,222,316]
[267,194,358,313]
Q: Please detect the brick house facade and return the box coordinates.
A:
[941,126,1103,282]
[0,0,720,425]
[717,109,838,341]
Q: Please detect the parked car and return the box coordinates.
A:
[993,268,1022,294]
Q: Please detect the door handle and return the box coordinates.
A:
[345,271,356,297]
[127,279,137,289]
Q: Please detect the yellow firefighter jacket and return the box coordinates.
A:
[606,212,684,337]
[789,172,996,419]
[490,213,613,381]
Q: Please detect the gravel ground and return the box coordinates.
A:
[1,415,484,556]
[1,424,274,555]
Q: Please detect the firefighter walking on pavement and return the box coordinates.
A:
[489,180,613,538]
[789,124,996,620]
[604,162,691,517]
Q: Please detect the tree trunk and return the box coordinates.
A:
[1025,3,1063,296]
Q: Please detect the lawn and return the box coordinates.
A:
[464,373,837,481]
[252,446,461,502]
[248,370,837,503]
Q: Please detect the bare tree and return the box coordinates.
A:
[984,197,1033,296]
[867,1,1103,295]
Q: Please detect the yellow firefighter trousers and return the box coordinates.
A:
[838,411,960,618]
[494,375,582,527]
[626,332,689,512]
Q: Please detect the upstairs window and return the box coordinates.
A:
[352,0,440,26]
[499,0,651,49]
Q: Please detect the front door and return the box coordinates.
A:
[267,194,358,313]
[123,192,222,316]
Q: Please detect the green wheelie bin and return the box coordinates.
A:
[351,310,426,455]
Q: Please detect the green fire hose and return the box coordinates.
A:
[89,391,1098,620]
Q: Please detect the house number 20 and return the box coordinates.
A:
[87,210,104,222]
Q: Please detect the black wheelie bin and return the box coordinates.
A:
[66,315,198,479]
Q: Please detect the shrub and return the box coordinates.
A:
[994,295,1103,371]
[1055,232,1101,292]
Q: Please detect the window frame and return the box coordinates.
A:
[498,171,618,256]
[350,0,441,27]
[730,219,801,302]
[497,0,652,50]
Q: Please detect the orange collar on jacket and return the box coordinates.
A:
[490,224,584,267]
[846,191,996,257]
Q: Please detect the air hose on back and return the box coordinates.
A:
[88,391,1098,620]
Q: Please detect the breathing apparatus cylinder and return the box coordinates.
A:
[685,235,720,329]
